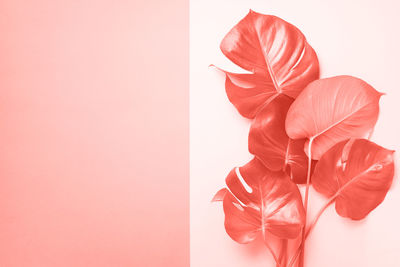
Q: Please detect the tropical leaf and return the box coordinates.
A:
[248,94,313,183]
[286,75,382,159]
[312,139,395,220]
[212,158,305,243]
[218,10,319,118]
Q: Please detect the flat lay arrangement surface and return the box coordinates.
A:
[191,1,400,266]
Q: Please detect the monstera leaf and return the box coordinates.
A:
[218,10,319,118]
[213,158,305,243]
[312,139,395,220]
[248,94,314,183]
[286,75,382,160]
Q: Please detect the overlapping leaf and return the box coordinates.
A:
[212,11,396,267]
[286,75,382,159]
[212,158,305,243]
[218,10,319,118]
[248,94,314,183]
[312,139,395,220]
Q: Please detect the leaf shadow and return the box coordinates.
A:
[239,237,266,258]
[339,215,368,228]
[239,234,282,259]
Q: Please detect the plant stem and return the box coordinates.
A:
[289,166,372,266]
[288,198,335,266]
[278,239,288,267]
[288,247,300,267]
[305,197,335,239]
[263,237,280,267]
[298,138,314,267]
[367,127,375,140]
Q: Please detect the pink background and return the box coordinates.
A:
[191,0,400,266]
[0,0,188,266]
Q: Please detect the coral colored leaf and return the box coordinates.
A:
[212,188,228,202]
[286,140,318,184]
[248,94,312,183]
[312,139,395,220]
[218,10,319,119]
[285,75,382,160]
[214,158,305,243]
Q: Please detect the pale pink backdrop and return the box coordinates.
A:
[0,0,188,266]
[190,0,400,266]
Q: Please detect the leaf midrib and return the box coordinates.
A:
[311,100,375,140]
[332,161,382,201]
[251,14,281,94]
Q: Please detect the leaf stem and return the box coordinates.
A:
[288,247,300,267]
[298,138,314,267]
[305,197,335,239]
[289,165,374,266]
[278,239,288,267]
[367,127,375,140]
[263,236,280,267]
[287,198,335,266]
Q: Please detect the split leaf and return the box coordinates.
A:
[213,158,305,243]
[218,10,319,118]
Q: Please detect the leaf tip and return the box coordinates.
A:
[209,65,227,77]
[212,188,228,202]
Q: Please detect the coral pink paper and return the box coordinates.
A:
[0,0,188,266]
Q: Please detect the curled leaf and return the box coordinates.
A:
[213,158,305,243]
[312,139,395,220]
[218,10,319,118]
[286,75,382,159]
[248,94,312,183]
